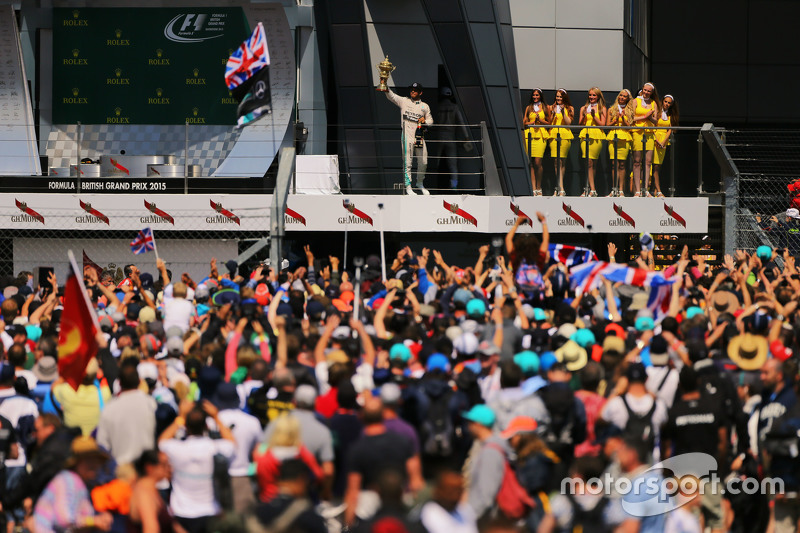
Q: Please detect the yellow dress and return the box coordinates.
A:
[606,105,632,160]
[579,107,605,160]
[549,107,573,158]
[524,106,548,158]
[631,97,655,151]
[654,113,672,165]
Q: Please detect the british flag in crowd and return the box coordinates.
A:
[569,261,676,320]
[225,22,270,90]
[130,227,155,255]
[549,244,597,267]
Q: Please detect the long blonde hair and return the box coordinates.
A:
[608,89,634,125]
[268,414,302,448]
[585,87,606,110]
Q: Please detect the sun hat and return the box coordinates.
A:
[554,340,588,372]
[33,356,58,382]
[727,333,769,371]
[65,436,110,468]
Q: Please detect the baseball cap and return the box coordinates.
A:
[500,416,538,439]
[426,353,451,373]
[539,351,558,372]
[379,383,402,405]
[466,298,487,317]
[513,351,540,374]
[294,384,318,408]
[635,316,655,332]
[787,208,800,220]
[389,343,412,362]
[756,245,772,261]
[571,329,596,349]
[627,362,648,382]
[166,337,183,357]
[409,82,423,91]
[685,306,704,319]
[454,333,479,356]
[462,404,495,428]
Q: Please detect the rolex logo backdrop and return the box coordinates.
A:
[53,8,250,125]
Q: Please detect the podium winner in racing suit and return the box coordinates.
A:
[383,82,434,195]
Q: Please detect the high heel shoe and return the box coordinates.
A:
[558,189,566,197]
[589,190,598,197]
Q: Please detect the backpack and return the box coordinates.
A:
[564,492,612,533]
[213,452,233,512]
[485,442,535,520]
[620,395,657,449]
[540,385,583,460]
[420,389,455,458]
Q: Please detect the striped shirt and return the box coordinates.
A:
[33,470,95,533]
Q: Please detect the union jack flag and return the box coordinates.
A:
[569,261,676,320]
[130,227,155,255]
[225,22,270,90]
[549,244,597,267]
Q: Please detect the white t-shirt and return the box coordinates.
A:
[601,393,668,446]
[15,369,37,391]
[420,501,479,533]
[216,409,262,477]
[645,366,679,408]
[159,436,235,518]
[162,297,194,334]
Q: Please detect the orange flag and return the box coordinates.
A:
[57,270,99,391]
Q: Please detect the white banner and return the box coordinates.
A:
[0,194,270,231]
[0,194,708,234]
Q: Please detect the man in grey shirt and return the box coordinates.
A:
[96,363,156,465]
[264,384,334,499]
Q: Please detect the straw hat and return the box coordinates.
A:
[727,333,768,371]
[554,340,588,372]
[65,436,110,468]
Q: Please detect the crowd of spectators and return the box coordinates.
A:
[0,214,799,533]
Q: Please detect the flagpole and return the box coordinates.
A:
[67,249,100,329]
[379,203,387,282]
[151,228,161,263]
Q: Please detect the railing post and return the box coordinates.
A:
[697,132,704,195]
[184,121,189,194]
[76,121,82,194]
[584,135,589,196]
[669,136,676,197]
[613,135,618,196]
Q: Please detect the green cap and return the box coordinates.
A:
[462,404,496,428]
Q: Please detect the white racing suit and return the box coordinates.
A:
[385,89,433,187]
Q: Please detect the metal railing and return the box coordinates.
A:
[521,123,708,197]
[0,121,727,197]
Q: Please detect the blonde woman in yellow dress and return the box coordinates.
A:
[652,94,678,197]
[578,87,607,197]
[522,88,551,196]
[606,89,634,197]
[631,82,660,197]
[548,89,574,196]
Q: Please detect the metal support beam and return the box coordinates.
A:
[270,147,296,271]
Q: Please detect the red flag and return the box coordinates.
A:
[82,250,103,278]
[57,272,99,391]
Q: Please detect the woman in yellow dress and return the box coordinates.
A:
[631,82,660,197]
[606,89,634,197]
[522,88,551,196]
[548,89,574,196]
[578,87,607,197]
[652,94,678,197]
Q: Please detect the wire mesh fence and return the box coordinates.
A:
[723,129,800,253]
